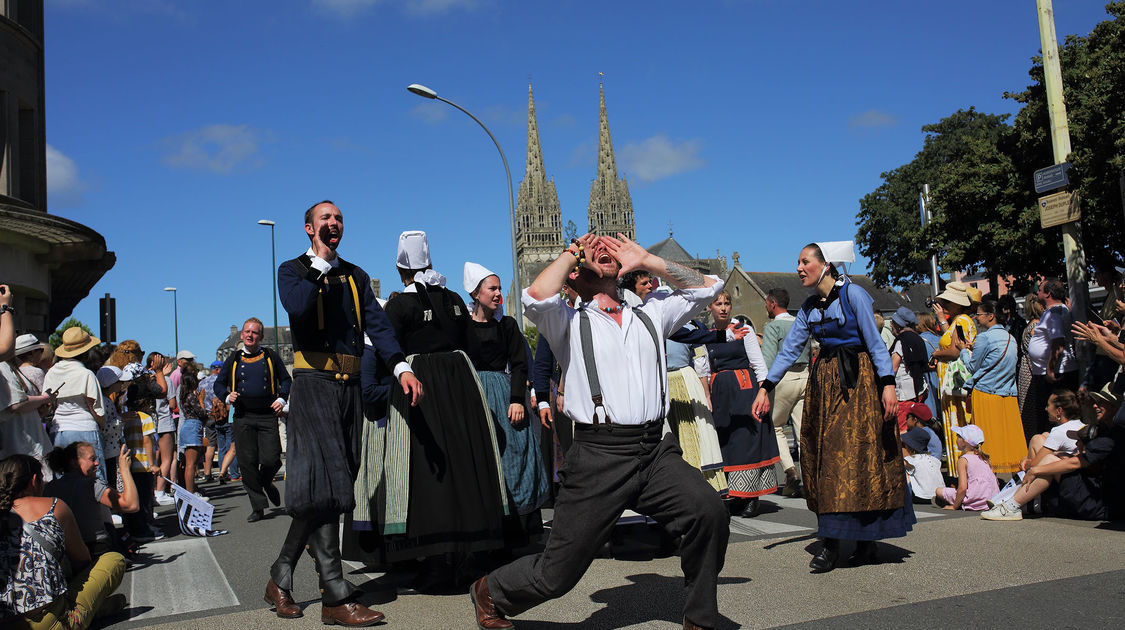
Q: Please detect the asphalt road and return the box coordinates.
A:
[94,468,1125,630]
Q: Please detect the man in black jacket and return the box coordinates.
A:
[214,317,290,523]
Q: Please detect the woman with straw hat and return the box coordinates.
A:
[42,327,109,486]
[928,282,977,473]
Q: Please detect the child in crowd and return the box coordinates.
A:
[120,364,163,543]
[933,424,1000,511]
[902,426,944,502]
[901,401,943,460]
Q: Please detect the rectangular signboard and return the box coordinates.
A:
[1039,190,1080,228]
[1034,162,1071,193]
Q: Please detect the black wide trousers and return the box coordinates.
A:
[488,421,730,628]
[233,411,282,513]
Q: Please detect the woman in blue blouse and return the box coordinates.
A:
[752,242,914,573]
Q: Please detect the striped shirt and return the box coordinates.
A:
[123,411,156,473]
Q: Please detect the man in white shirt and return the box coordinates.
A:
[1027,277,1079,435]
[761,288,808,497]
[471,233,728,630]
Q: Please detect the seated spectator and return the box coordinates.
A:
[982,383,1124,521]
[1022,390,1085,472]
[901,401,943,460]
[933,425,1000,511]
[902,426,944,502]
[0,454,126,628]
[44,442,138,555]
[119,364,164,543]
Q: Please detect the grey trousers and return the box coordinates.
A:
[489,421,730,628]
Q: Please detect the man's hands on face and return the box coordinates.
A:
[601,233,650,278]
[312,226,336,261]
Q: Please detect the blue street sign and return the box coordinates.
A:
[1033,162,1071,193]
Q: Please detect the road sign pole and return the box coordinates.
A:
[1037,0,1091,376]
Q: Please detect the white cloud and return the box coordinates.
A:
[618,135,704,183]
[849,109,899,128]
[312,0,477,17]
[46,144,86,207]
[408,102,450,124]
[160,124,268,174]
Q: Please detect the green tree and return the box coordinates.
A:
[563,220,579,242]
[1006,1,1125,272]
[856,109,1049,288]
[523,325,539,356]
[49,317,92,349]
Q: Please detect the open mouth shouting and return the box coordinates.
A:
[320,225,342,249]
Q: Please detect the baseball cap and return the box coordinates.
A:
[901,427,931,454]
[951,424,985,447]
[176,350,195,361]
[901,401,933,423]
[96,366,123,389]
[210,360,224,369]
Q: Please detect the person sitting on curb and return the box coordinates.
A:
[982,383,1124,521]
[902,426,943,502]
[44,441,139,557]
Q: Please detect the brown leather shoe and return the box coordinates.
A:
[683,618,713,630]
[470,576,514,629]
[263,578,302,619]
[320,601,385,627]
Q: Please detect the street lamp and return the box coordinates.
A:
[257,219,281,357]
[407,83,522,328]
[163,287,178,355]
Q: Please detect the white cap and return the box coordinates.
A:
[96,366,123,389]
[175,350,195,361]
[815,241,855,274]
[463,261,497,295]
[121,362,144,382]
[396,230,431,270]
[13,334,46,356]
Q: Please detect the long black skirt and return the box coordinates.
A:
[284,370,360,518]
[347,351,507,564]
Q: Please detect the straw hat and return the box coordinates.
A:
[55,327,100,358]
[966,286,983,304]
[936,282,971,307]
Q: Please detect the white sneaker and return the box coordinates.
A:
[193,492,211,503]
[111,514,123,527]
[154,491,175,506]
[981,502,1023,521]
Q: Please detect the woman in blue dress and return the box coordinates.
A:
[752,242,914,572]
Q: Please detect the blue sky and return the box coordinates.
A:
[43,0,1111,359]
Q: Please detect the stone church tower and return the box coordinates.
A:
[587,84,635,239]
[514,84,564,290]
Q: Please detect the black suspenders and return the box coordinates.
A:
[577,305,666,425]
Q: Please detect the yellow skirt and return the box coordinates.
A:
[969,390,1025,474]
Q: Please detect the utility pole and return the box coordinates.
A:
[920,184,940,297]
[1036,0,1091,369]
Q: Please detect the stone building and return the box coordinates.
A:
[723,253,908,330]
[514,84,563,291]
[586,84,635,240]
[1,3,115,337]
[645,231,726,278]
[215,323,295,370]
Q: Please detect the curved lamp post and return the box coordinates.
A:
[163,287,178,355]
[407,83,522,329]
[257,219,281,357]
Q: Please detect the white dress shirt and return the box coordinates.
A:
[522,278,722,426]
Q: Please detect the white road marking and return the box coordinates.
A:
[128,538,239,620]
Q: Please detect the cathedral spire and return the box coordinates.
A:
[595,82,619,182]
[514,81,563,307]
[587,82,635,239]
[525,83,546,180]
